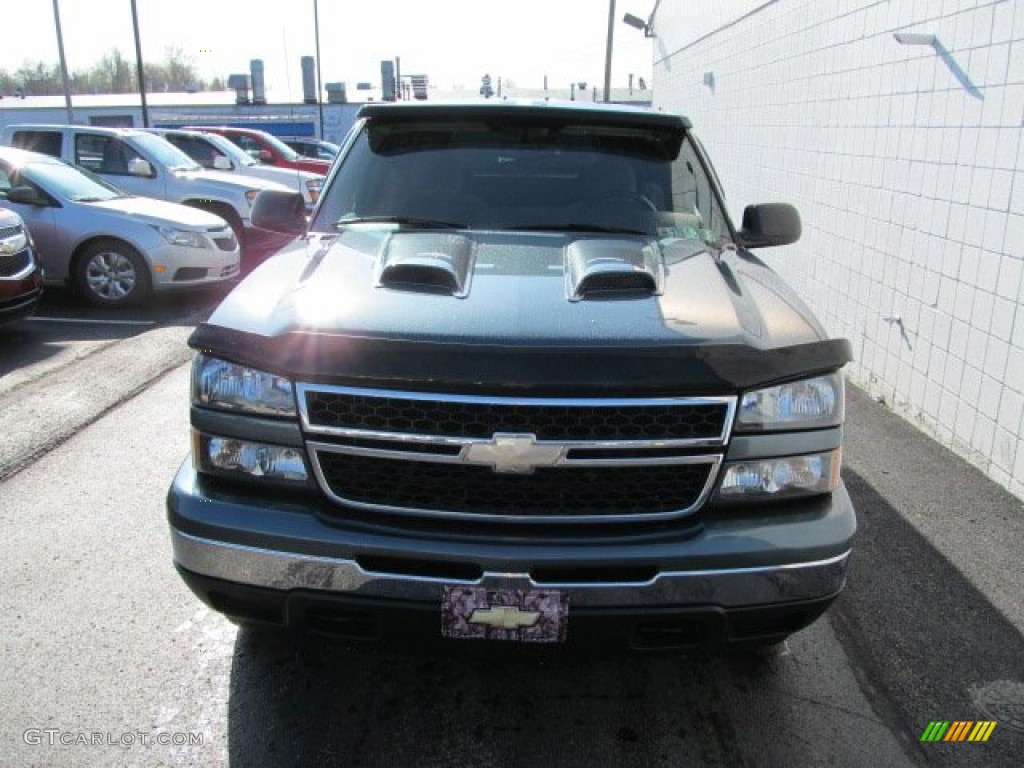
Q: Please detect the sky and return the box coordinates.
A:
[5,0,657,96]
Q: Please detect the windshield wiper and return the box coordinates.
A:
[502,223,649,236]
[334,215,466,230]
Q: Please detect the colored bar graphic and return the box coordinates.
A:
[921,721,949,742]
[921,720,997,742]
[944,721,972,741]
[968,721,997,742]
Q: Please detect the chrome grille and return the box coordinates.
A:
[299,385,735,524]
[314,450,716,519]
[303,389,731,442]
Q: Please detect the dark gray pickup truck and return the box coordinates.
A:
[167,101,855,652]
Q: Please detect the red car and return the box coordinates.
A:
[183,126,331,175]
[0,208,43,324]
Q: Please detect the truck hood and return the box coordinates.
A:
[240,165,323,184]
[87,195,229,229]
[175,168,292,193]
[192,229,851,394]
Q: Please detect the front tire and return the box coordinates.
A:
[74,239,151,307]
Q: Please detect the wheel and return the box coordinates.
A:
[74,239,151,307]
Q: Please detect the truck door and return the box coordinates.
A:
[74,134,162,199]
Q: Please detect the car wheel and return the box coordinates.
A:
[75,239,151,307]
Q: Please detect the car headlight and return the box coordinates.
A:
[305,178,323,203]
[715,449,842,502]
[192,354,296,416]
[0,226,28,255]
[194,432,309,484]
[156,226,208,249]
[736,373,844,432]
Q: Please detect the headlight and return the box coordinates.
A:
[736,373,844,431]
[305,178,323,203]
[715,449,841,502]
[0,226,28,255]
[156,226,208,249]
[194,432,309,484]
[192,354,296,416]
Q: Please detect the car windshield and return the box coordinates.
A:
[311,117,733,246]
[257,132,301,161]
[131,132,202,171]
[203,133,257,166]
[23,160,124,202]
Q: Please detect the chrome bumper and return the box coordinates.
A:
[172,529,849,609]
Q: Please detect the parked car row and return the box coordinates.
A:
[0,123,333,309]
[148,128,324,209]
[0,146,239,307]
[280,136,340,161]
[181,126,332,175]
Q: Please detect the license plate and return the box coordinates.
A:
[441,586,568,643]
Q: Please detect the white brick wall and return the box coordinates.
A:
[652,0,1024,500]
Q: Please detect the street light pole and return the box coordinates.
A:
[313,0,325,138]
[129,0,149,127]
[52,0,74,123]
[602,0,616,102]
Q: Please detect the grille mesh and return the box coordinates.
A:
[0,251,32,278]
[315,451,713,518]
[305,391,728,441]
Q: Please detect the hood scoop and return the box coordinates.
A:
[566,238,663,301]
[377,232,474,297]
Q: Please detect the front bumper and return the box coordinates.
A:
[148,238,240,291]
[167,461,855,649]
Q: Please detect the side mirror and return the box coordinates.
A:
[738,203,801,248]
[258,149,274,164]
[128,158,154,177]
[6,185,47,206]
[252,190,307,235]
[213,155,233,171]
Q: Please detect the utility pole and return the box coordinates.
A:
[52,0,74,123]
[130,0,149,127]
[602,0,616,102]
[313,0,325,137]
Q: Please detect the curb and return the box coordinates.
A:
[0,313,203,482]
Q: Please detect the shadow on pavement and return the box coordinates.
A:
[226,630,784,768]
[831,468,1024,768]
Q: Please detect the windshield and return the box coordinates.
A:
[203,133,256,166]
[257,132,301,161]
[130,132,201,171]
[311,117,733,246]
[23,160,124,202]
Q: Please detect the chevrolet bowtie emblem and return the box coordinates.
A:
[462,433,564,474]
[468,605,541,630]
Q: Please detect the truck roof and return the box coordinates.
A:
[356,100,693,130]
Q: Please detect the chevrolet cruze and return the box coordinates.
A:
[0,146,240,306]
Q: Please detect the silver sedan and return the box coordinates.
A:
[0,146,239,307]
